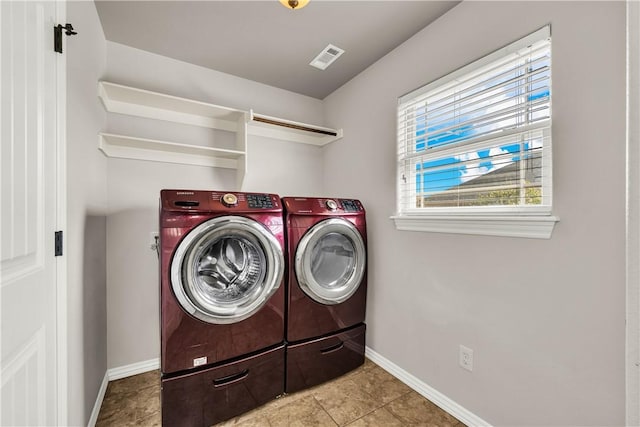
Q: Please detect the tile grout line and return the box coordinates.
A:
[323,368,416,427]
[310,375,389,427]
[377,389,418,426]
[310,395,340,426]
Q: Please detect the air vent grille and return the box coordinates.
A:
[310,44,344,70]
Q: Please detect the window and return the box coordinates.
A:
[393,26,558,238]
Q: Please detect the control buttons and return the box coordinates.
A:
[325,199,338,211]
[341,199,360,212]
[221,193,238,207]
[247,194,274,209]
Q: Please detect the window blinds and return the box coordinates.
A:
[397,26,551,212]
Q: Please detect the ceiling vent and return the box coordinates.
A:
[310,44,344,70]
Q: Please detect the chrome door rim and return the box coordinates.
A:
[171,216,284,324]
[295,218,366,305]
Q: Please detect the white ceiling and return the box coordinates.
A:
[94,1,460,99]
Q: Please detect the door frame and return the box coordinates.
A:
[54,0,68,424]
[627,0,640,425]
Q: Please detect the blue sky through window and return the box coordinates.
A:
[414,68,550,199]
[416,142,533,196]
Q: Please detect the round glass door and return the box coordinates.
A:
[171,216,284,324]
[295,218,366,305]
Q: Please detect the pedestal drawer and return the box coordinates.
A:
[286,324,365,393]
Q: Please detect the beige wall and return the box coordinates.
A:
[103,41,326,369]
[627,1,640,424]
[323,2,626,425]
[66,1,108,425]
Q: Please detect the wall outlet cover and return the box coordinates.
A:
[459,345,473,372]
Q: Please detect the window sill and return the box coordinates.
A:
[390,214,559,239]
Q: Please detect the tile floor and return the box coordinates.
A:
[96,358,466,426]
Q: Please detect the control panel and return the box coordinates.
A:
[209,192,279,210]
[247,194,275,209]
[319,198,362,212]
[282,197,364,215]
[160,190,281,212]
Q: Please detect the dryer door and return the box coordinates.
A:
[171,216,284,324]
[295,218,366,305]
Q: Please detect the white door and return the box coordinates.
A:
[1,1,61,425]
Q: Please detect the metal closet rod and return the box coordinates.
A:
[252,115,338,136]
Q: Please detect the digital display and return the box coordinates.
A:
[341,199,360,212]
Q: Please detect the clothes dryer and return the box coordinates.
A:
[160,189,285,426]
[282,197,367,393]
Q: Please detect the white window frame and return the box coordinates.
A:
[391,26,559,239]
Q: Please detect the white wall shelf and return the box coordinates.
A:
[248,112,343,146]
[98,81,247,132]
[97,81,342,189]
[98,133,244,169]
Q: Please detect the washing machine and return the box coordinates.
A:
[282,197,367,393]
[160,189,285,426]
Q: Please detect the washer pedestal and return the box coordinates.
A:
[286,324,365,394]
[162,345,284,427]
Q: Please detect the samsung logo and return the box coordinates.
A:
[176,191,194,195]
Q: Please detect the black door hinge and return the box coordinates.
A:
[54,23,77,54]
[55,231,63,256]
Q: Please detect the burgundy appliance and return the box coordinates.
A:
[282,197,367,393]
[160,190,286,426]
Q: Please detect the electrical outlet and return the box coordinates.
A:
[459,345,473,372]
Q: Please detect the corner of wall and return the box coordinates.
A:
[66,0,109,425]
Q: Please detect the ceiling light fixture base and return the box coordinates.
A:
[279,0,310,10]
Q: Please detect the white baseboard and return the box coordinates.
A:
[91,352,489,426]
[107,357,160,381]
[87,358,161,427]
[87,372,109,427]
[365,347,492,427]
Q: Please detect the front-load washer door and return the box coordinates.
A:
[295,218,366,305]
[171,216,284,324]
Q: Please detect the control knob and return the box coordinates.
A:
[221,193,238,207]
[325,199,338,211]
